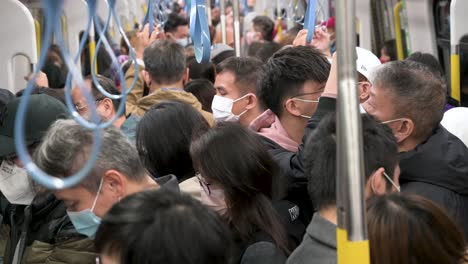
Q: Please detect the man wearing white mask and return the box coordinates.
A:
[164,13,190,47]
[211,56,264,126]
[0,94,96,264]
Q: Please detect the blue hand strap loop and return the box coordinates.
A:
[303,0,316,43]
[14,0,103,190]
[60,0,132,130]
[190,0,211,63]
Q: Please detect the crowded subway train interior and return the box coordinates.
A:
[0,0,468,264]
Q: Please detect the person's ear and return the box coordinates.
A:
[183,68,190,86]
[359,82,371,102]
[142,70,152,87]
[165,32,175,41]
[284,98,302,117]
[100,98,115,118]
[102,170,126,200]
[244,93,257,110]
[366,168,387,198]
[393,118,414,143]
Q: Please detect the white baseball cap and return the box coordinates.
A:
[441,107,468,147]
[356,47,381,81]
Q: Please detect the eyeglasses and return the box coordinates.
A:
[74,98,105,113]
[383,171,400,192]
[197,175,211,195]
[291,90,324,103]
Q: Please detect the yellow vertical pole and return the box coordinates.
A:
[451,52,461,101]
[34,19,41,57]
[393,1,404,60]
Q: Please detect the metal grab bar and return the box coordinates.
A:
[393,1,404,60]
[335,0,370,262]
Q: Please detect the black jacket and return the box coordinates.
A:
[258,97,337,224]
[1,192,91,264]
[399,125,468,239]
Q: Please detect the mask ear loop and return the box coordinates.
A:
[15,0,103,190]
[91,177,105,212]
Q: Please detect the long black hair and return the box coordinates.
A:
[136,100,209,181]
[190,122,289,253]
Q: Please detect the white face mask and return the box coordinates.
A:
[176,38,189,47]
[0,160,36,205]
[211,94,249,123]
[359,104,367,114]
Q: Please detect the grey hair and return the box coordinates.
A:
[371,60,446,141]
[33,119,147,191]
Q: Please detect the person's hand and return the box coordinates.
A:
[323,52,338,97]
[293,29,308,47]
[311,27,331,57]
[293,28,331,59]
[25,71,48,87]
[135,24,164,59]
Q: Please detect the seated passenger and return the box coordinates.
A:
[72,75,140,143]
[0,94,96,264]
[128,39,214,125]
[361,60,468,239]
[190,122,305,263]
[211,57,264,126]
[367,193,468,264]
[95,189,233,264]
[184,79,216,113]
[287,114,400,264]
[136,100,210,193]
[33,119,178,240]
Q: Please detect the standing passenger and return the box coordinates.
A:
[0,95,96,264]
[190,123,305,263]
[287,114,400,264]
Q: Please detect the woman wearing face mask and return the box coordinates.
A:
[190,122,305,264]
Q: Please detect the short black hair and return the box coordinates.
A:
[255,42,282,63]
[257,46,331,117]
[136,100,209,181]
[372,60,446,141]
[143,40,186,84]
[406,52,445,77]
[84,75,124,116]
[252,16,275,41]
[211,50,236,65]
[305,114,399,210]
[95,189,233,264]
[164,13,189,33]
[187,56,216,83]
[382,39,397,61]
[184,79,216,112]
[216,56,263,94]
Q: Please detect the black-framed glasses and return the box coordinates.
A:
[197,175,211,195]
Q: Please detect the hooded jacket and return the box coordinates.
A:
[249,97,337,224]
[399,125,468,239]
[131,88,214,126]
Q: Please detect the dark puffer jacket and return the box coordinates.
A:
[399,125,468,239]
